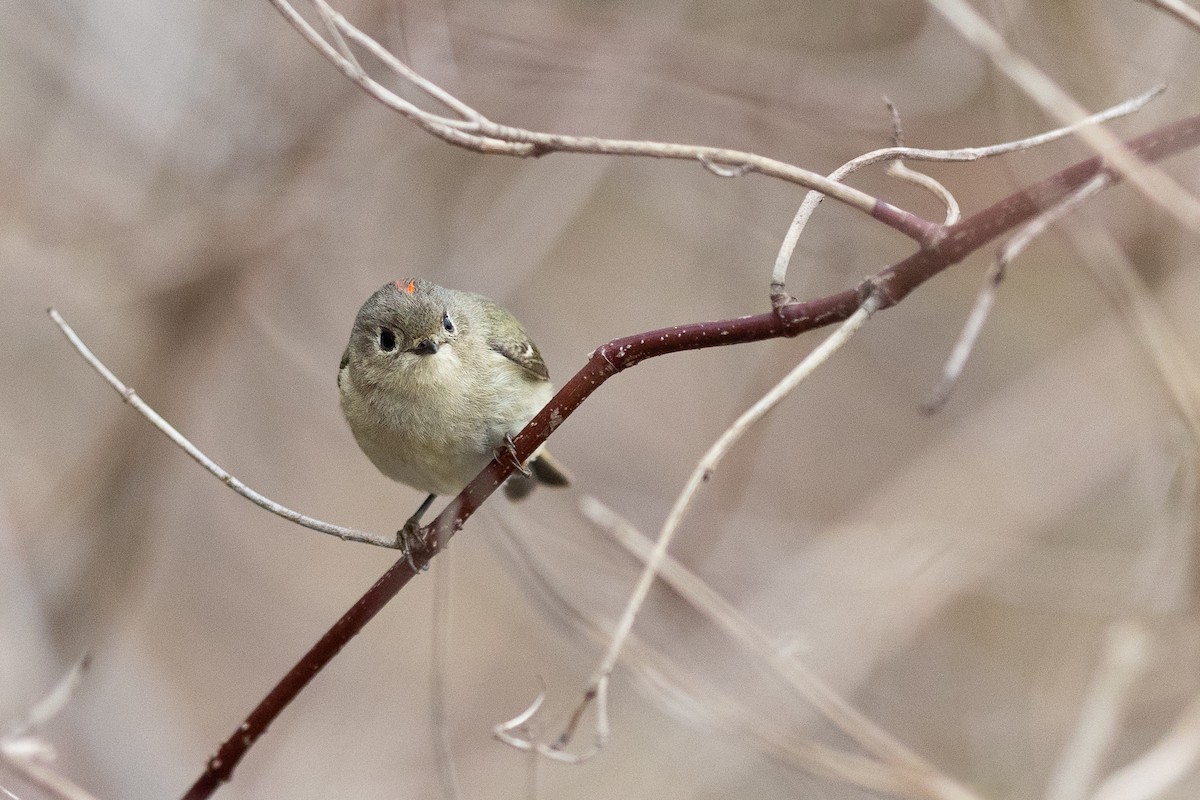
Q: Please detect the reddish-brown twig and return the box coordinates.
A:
[180,113,1200,799]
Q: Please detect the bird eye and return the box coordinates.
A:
[379,327,397,352]
[442,313,455,333]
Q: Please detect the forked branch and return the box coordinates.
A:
[171,108,1200,798]
[266,0,945,244]
[35,2,1187,797]
[495,291,884,765]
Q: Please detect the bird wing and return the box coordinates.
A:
[483,303,550,381]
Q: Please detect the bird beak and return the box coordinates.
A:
[412,339,439,355]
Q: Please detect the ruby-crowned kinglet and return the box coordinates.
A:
[338,279,569,542]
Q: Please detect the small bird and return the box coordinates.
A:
[338,279,569,550]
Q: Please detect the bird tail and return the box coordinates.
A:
[503,450,571,500]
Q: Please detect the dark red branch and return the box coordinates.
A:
[182,111,1200,798]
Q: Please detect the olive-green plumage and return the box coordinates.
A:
[338,279,569,502]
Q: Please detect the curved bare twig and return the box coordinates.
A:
[505,289,883,764]
[929,0,1200,232]
[265,0,945,244]
[771,85,1164,295]
[48,309,397,549]
[923,173,1112,413]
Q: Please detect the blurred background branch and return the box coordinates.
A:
[5,1,1200,798]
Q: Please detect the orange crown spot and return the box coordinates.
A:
[394,279,417,295]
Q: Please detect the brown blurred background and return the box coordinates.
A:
[4,0,1200,797]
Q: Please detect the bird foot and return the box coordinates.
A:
[502,434,533,477]
[397,507,432,572]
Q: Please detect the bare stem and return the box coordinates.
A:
[172,110,1200,799]
[928,0,1200,232]
[48,309,396,549]
[496,291,882,764]
[1090,691,1200,800]
[1138,0,1200,34]
[923,173,1111,413]
[580,497,984,800]
[1,656,98,800]
[1046,623,1150,800]
[771,85,1163,293]
[265,0,952,241]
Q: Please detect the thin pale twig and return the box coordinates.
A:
[0,756,100,800]
[48,309,397,549]
[1046,623,1151,800]
[516,291,883,764]
[1,656,99,800]
[489,504,936,796]
[494,683,546,744]
[883,97,961,226]
[698,154,753,178]
[579,496,985,800]
[264,0,485,133]
[496,680,609,764]
[312,0,483,124]
[928,0,1200,233]
[312,0,363,76]
[589,296,882,717]
[265,0,941,239]
[1138,0,1200,33]
[3,655,90,742]
[1090,692,1200,800]
[1063,216,1200,452]
[888,161,960,225]
[923,173,1110,413]
[921,261,1003,414]
[771,85,1163,291]
[178,103,1200,797]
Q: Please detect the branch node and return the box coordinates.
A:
[698,154,752,178]
[769,281,797,311]
[494,677,609,764]
[883,94,904,147]
[856,275,891,310]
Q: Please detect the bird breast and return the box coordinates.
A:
[340,346,552,495]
